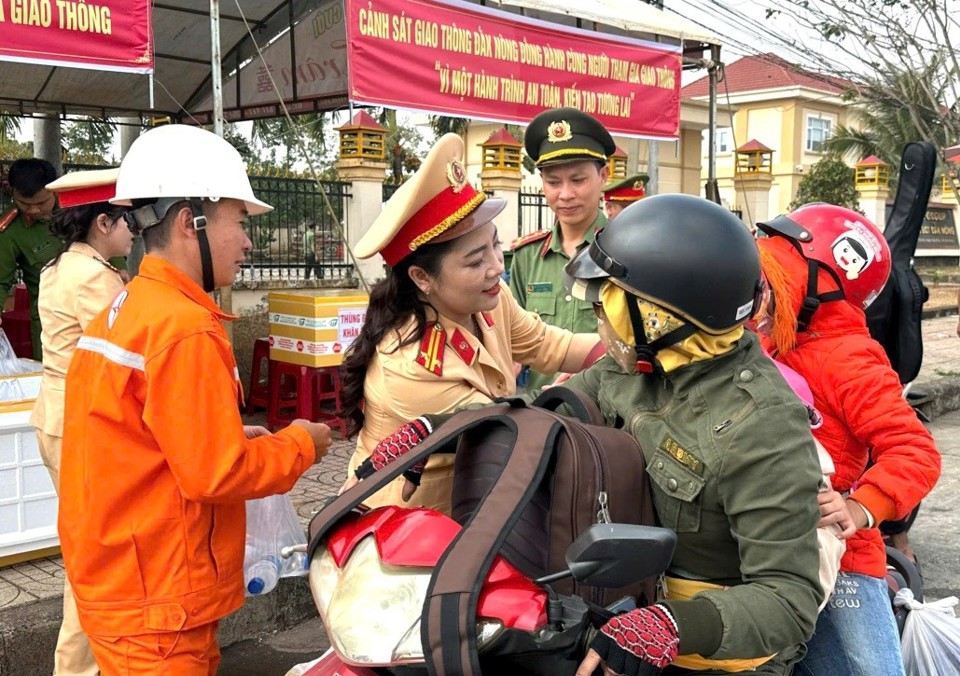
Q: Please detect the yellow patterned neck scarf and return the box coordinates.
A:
[598,281,743,373]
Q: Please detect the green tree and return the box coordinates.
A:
[770,0,960,174]
[823,60,956,184]
[251,113,326,170]
[62,117,116,164]
[428,115,469,138]
[789,154,862,211]
[0,115,21,144]
[376,108,425,184]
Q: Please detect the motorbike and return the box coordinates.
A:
[288,504,676,676]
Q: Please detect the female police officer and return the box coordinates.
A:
[340,133,601,513]
[566,194,823,676]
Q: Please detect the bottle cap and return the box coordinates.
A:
[247,577,265,595]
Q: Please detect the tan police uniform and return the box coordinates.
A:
[348,134,576,513]
[29,168,123,676]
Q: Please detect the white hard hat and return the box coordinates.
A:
[112,124,272,216]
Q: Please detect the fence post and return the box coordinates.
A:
[338,158,389,284]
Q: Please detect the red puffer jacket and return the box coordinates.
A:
[758,237,940,577]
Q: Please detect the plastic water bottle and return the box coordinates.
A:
[245,555,281,595]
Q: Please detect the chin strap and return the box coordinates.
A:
[798,258,845,331]
[188,200,216,293]
[625,295,698,374]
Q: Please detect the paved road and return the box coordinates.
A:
[911,407,960,604]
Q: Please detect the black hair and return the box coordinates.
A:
[8,159,58,197]
[46,201,126,268]
[340,238,460,437]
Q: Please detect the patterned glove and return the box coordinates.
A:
[355,416,433,485]
[590,604,680,675]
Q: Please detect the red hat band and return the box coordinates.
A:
[380,183,486,266]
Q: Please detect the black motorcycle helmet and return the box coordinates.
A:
[565,194,762,370]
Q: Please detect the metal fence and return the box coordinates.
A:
[0,160,354,284]
[518,190,555,236]
[244,175,352,282]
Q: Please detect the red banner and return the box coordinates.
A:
[0,0,153,73]
[345,0,681,139]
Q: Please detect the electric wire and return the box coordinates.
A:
[232,0,372,293]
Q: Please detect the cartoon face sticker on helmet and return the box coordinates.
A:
[830,219,883,280]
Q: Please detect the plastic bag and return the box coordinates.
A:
[244,493,308,597]
[895,588,960,675]
[0,330,31,376]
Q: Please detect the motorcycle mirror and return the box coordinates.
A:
[564,523,677,588]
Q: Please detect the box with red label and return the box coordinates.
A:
[267,289,369,367]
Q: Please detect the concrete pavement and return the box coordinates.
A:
[2,313,960,674]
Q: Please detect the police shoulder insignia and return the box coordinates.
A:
[0,209,17,233]
[658,434,704,475]
[509,230,550,251]
[415,323,446,376]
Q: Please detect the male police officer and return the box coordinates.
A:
[602,173,648,220]
[1,159,59,359]
[509,107,615,390]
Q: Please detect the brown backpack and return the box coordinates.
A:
[308,388,656,676]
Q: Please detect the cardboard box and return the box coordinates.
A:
[268,289,369,367]
[0,360,60,567]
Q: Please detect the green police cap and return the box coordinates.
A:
[525,107,616,168]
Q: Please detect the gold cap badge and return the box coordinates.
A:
[446,159,467,193]
[547,120,572,143]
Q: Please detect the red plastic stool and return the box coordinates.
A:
[266,360,315,431]
[312,366,347,437]
[245,338,270,414]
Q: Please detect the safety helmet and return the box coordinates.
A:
[757,204,890,324]
[111,124,271,217]
[566,193,762,334]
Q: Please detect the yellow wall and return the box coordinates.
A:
[708,93,852,215]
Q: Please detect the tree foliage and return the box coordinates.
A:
[62,117,116,164]
[788,154,862,211]
[768,0,960,178]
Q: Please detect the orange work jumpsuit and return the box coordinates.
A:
[59,255,316,674]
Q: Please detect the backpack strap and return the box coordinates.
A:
[306,404,510,558]
[423,406,563,676]
[531,385,604,426]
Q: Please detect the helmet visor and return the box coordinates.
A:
[563,245,610,302]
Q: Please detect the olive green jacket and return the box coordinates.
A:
[508,211,605,390]
[0,210,128,361]
[565,332,823,674]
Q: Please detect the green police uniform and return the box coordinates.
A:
[0,210,59,360]
[509,211,606,391]
[0,209,127,361]
[565,332,823,674]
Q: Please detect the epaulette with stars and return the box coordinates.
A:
[415,322,446,376]
[0,209,18,233]
[509,230,550,252]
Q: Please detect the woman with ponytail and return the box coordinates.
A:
[340,134,602,512]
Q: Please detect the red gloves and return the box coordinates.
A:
[590,604,679,675]
[355,416,433,485]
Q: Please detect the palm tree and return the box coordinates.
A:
[823,58,958,184]
[0,115,21,144]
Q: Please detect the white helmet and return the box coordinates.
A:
[111,124,272,216]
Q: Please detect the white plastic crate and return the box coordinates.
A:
[0,363,58,563]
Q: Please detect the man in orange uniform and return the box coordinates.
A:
[58,124,332,674]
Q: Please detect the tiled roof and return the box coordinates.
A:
[681,53,852,98]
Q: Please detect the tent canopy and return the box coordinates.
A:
[0,0,722,121]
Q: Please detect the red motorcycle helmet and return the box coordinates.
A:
[758,204,891,326]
